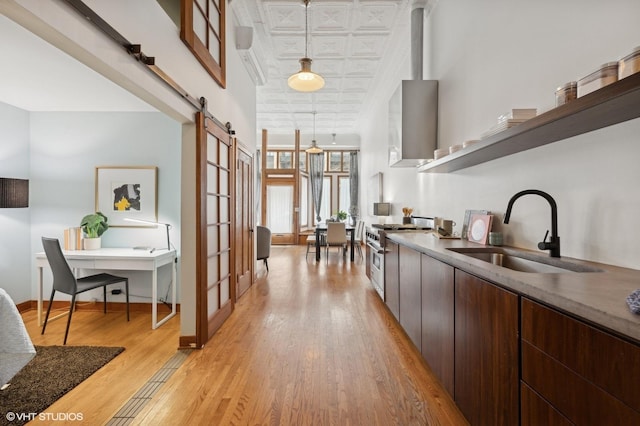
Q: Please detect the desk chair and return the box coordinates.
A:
[41,237,130,345]
[325,222,347,260]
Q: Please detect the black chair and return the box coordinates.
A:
[41,237,130,345]
[256,226,271,271]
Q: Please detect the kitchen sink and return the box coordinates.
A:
[447,247,603,273]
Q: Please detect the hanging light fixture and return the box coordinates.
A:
[288,0,325,92]
[306,111,323,153]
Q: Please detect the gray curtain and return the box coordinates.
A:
[348,151,359,224]
[309,153,324,222]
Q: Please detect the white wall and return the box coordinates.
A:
[361,0,640,269]
[0,102,31,303]
[29,111,181,304]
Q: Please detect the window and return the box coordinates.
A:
[181,0,226,87]
[266,152,276,169]
[299,152,307,172]
[329,152,342,172]
[338,176,350,215]
[279,152,292,169]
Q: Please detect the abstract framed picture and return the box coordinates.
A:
[95,166,158,227]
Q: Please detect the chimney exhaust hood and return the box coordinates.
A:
[388,79,438,167]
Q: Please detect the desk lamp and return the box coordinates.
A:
[124,218,172,251]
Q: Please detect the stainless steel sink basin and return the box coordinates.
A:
[447,247,603,273]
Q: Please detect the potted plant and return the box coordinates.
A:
[336,210,348,222]
[80,212,109,250]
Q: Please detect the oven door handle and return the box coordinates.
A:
[366,242,385,254]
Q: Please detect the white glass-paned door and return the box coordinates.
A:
[267,185,293,233]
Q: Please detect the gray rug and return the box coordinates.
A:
[0,345,124,426]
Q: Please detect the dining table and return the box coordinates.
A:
[315,223,356,262]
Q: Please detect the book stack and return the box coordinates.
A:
[63,227,83,250]
[481,108,537,139]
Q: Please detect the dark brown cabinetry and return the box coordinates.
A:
[398,245,422,349]
[521,298,640,424]
[454,270,519,425]
[420,254,454,396]
[384,239,400,321]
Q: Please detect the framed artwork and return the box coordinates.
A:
[95,166,158,227]
[462,209,489,239]
[468,214,494,245]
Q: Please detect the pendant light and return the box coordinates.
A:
[288,0,325,92]
[306,111,323,153]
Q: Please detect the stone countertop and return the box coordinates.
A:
[388,232,640,344]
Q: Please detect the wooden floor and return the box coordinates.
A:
[134,245,466,425]
[20,299,180,425]
[20,245,466,425]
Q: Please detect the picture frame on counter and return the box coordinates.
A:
[461,209,489,239]
[468,214,494,245]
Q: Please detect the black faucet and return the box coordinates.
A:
[503,189,561,258]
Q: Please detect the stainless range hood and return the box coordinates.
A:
[388,4,438,167]
[388,79,438,167]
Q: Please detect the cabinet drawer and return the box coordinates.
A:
[522,341,640,424]
[522,298,640,415]
[521,382,572,426]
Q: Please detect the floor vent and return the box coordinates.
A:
[106,349,192,425]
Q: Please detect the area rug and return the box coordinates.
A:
[0,345,124,426]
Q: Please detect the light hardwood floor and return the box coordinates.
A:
[21,245,466,425]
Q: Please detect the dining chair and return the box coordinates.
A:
[325,222,347,260]
[41,237,130,345]
[353,220,365,259]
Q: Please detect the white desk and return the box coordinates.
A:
[35,248,177,329]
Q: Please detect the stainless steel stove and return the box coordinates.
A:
[365,217,433,300]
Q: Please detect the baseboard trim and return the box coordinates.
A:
[19,300,180,314]
[179,335,197,349]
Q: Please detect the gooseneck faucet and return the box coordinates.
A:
[503,189,561,258]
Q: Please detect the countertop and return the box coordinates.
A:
[387,232,640,344]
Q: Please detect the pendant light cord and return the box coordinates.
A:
[304,0,309,58]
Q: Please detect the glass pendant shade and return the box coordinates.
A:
[305,140,322,153]
[288,58,325,92]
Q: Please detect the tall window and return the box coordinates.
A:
[338,176,350,215]
[181,0,226,87]
[319,177,331,223]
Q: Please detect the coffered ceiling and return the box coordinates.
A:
[233,0,419,143]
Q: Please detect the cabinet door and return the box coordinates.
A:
[454,270,519,425]
[384,239,400,321]
[421,254,454,396]
[398,245,422,350]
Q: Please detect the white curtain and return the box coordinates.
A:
[267,185,293,233]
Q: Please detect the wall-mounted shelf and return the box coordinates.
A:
[418,72,640,173]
